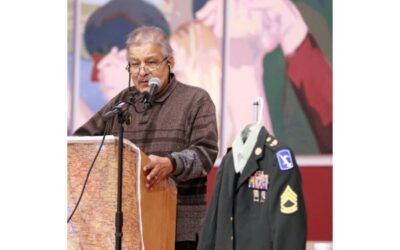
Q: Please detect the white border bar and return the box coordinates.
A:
[215,154,332,167]
[296,155,332,167]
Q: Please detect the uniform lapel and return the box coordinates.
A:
[225,154,238,198]
[236,127,267,191]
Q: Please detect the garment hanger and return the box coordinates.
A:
[253,96,264,124]
[233,97,265,173]
[241,97,264,142]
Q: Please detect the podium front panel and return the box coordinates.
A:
[68,136,141,250]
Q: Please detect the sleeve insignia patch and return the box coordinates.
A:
[280,185,298,214]
[277,149,294,170]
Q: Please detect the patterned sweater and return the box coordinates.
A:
[73,75,219,241]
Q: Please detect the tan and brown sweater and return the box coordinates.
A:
[74,75,218,242]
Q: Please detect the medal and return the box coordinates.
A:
[253,189,260,202]
[255,171,269,190]
[260,190,266,203]
[248,176,255,189]
[249,171,269,203]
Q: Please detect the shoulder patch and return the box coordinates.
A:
[276,149,294,170]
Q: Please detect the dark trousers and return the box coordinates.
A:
[175,241,197,250]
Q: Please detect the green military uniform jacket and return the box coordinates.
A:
[198,126,306,250]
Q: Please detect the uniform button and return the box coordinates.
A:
[231,236,234,240]
[230,216,233,222]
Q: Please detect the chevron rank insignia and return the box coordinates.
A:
[277,149,294,170]
[280,185,298,214]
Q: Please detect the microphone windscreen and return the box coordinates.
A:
[149,77,161,87]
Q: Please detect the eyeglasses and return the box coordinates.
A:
[126,56,168,74]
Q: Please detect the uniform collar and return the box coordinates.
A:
[235,126,269,190]
[232,123,263,174]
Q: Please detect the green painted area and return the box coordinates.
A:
[263,0,332,154]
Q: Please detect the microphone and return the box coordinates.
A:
[103,102,130,121]
[144,77,161,109]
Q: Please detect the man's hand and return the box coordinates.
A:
[143,155,174,190]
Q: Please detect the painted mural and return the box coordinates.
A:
[67,0,332,155]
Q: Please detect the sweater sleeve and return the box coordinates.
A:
[170,92,219,182]
[73,111,110,136]
[73,92,125,136]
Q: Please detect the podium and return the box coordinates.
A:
[67,136,177,250]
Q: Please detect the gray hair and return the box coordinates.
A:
[126,26,173,57]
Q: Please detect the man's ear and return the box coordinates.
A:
[167,56,175,69]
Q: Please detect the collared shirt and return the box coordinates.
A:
[232,123,263,174]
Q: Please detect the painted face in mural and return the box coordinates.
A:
[127,44,172,93]
[97,47,128,101]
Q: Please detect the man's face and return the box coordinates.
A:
[127,44,171,93]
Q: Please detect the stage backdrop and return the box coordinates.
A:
[67,0,332,156]
[67,0,333,242]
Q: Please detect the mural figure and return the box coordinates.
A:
[196,0,332,153]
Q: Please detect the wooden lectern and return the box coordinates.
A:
[67,136,177,250]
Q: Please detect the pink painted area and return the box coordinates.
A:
[206,165,332,241]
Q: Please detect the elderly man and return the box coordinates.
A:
[74,26,218,250]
